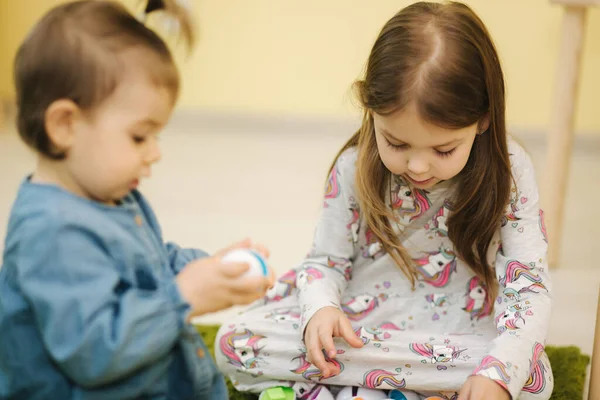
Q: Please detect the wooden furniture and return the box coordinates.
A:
[544,0,598,267]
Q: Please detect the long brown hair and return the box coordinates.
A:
[14,0,194,159]
[331,1,511,303]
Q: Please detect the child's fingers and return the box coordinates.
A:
[320,329,337,359]
[339,316,364,348]
[215,238,253,257]
[457,382,471,400]
[267,268,276,288]
[219,261,250,278]
[251,243,270,259]
[229,275,271,294]
[305,331,330,377]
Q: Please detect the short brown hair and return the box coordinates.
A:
[14,0,194,159]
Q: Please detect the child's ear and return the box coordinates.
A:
[478,113,490,134]
[44,99,81,153]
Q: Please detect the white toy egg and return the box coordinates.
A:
[336,386,389,400]
[221,249,269,277]
[387,390,422,400]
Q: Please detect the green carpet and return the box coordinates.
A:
[196,325,589,400]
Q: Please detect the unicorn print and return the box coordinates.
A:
[354,326,385,344]
[391,178,431,224]
[431,200,452,236]
[342,294,386,321]
[327,256,352,282]
[219,329,265,371]
[472,356,511,390]
[291,350,344,381]
[324,165,340,207]
[296,266,324,289]
[495,308,526,335]
[500,260,548,301]
[265,308,301,323]
[347,203,361,244]
[362,228,384,259]
[361,369,406,389]
[523,342,550,394]
[501,192,521,227]
[414,247,457,287]
[355,321,402,344]
[265,269,297,302]
[289,382,329,399]
[463,277,492,321]
[426,293,449,321]
[409,343,467,364]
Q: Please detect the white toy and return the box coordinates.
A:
[221,249,269,277]
[387,390,422,400]
[336,386,389,400]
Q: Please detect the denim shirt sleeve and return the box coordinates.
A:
[16,215,191,388]
[134,191,209,275]
[165,243,209,275]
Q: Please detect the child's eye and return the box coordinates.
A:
[435,148,456,158]
[386,139,408,151]
[132,135,146,144]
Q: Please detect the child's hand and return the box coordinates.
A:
[176,239,273,318]
[214,238,270,260]
[458,375,510,400]
[304,306,363,378]
[214,238,275,288]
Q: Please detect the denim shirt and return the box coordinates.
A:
[0,179,227,399]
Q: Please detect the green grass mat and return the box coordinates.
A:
[196,325,589,400]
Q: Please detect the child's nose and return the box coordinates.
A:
[407,156,429,175]
[145,141,162,164]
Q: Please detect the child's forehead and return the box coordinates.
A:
[373,103,477,145]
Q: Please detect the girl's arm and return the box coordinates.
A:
[296,149,361,334]
[473,143,552,398]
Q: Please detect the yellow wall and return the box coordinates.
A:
[2,0,599,133]
[0,0,68,99]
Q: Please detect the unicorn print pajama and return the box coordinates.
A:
[215,141,553,400]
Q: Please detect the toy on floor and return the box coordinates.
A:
[221,248,269,277]
[336,386,389,400]
[260,385,335,400]
[387,389,421,400]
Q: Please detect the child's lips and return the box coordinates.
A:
[129,179,139,189]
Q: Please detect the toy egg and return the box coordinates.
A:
[221,249,269,277]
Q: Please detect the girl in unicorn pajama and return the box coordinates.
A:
[216,2,553,399]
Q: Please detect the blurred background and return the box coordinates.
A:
[0,0,598,388]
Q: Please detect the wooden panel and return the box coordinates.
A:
[543,6,587,267]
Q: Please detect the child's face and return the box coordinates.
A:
[373,102,484,189]
[67,75,173,203]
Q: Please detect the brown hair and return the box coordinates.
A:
[331,1,511,304]
[14,0,194,159]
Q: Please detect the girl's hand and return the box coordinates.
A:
[304,306,363,378]
[458,375,510,400]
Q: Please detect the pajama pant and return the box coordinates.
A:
[215,291,553,399]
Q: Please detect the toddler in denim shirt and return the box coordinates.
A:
[0,1,272,399]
